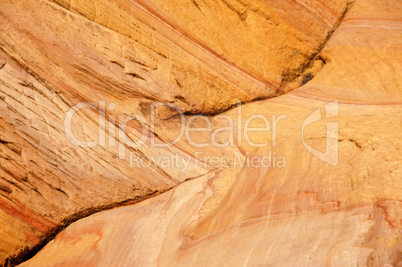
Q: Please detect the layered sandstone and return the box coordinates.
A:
[0,0,401,266]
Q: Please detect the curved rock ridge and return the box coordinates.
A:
[18,0,402,266]
[0,0,355,263]
[2,0,351,115]
[0,0,401,266]
[0,47,212,265]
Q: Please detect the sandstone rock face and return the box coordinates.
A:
[48,0,351,92]
[1,0,351,115]
[0,0,401,266]
[0,46,211,265]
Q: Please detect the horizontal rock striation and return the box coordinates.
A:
[0,0,401,266]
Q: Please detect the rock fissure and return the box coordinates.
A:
[280,1,355,89]
[5,166,217,267]
[3,189,165,266]
[2,0,400,266]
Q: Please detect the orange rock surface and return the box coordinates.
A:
[0,0,401,266]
